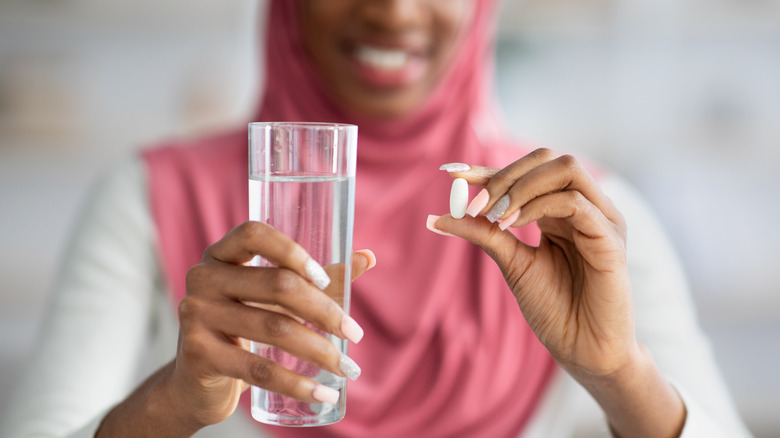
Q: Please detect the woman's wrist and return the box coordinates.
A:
[97,361,203,438]
[570,343,686,438]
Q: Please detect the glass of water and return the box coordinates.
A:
[248,122,358,426]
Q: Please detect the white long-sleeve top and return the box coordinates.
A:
[0,156,753,438]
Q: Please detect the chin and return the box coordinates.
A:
[344,93,423,121]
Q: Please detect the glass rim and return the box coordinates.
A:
[248,121,356,130]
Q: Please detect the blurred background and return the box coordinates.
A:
[1,0,777,436]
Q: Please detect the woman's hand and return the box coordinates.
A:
[431,149,686,438]
[97,221,373,437]
[174,221,371,426]
[433,149,636,377]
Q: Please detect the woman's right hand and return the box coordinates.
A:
[169,221,372,429]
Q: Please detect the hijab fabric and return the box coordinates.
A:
[143,1,557,437]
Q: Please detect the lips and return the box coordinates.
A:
[349,44,427,88]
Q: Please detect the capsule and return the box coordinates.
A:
[450,178,468,219]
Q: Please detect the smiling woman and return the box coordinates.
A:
[299,0,472,118]
[0,0,753,437]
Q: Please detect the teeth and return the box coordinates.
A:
[355,46,408,70]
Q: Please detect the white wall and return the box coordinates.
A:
[0,0,260,423]
[495,1,780,435]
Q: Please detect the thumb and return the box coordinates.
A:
[350,249,377,281]
[427,214,534,272]
[319,250,376,300]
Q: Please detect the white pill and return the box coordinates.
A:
[450,178,469,219]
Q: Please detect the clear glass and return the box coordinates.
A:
[248,122,358,426]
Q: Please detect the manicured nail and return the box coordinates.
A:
[312,385,340,404]
[341,315,364,344]
[439,163,470,172]
[305,258,331,290]
[450,178,469,219]
[339,354,361,381]
[498,209,521,231]
[356,249,376,270]
[466,189,489,217]
[486,195,510,223]
[426,215,456,237]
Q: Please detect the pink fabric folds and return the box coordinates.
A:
[143,0,557,437]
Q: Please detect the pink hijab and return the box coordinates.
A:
[143,1,557,437]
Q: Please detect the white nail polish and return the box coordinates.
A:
[312,385,340,404]
[439,163,470,172]
[305,258,331,290]
[426,215,457,237]
[450,178,468,219]
[486,195,510,223]
[466,188,490,217]
[341,315,364,344]
[339,354,361,381]
[498,209,521,231]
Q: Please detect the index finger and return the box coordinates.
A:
[439,163,498,187]
[439,149,561,188]
[205,221,331,290]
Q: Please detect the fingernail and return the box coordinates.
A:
[486,195,510,223]
[450,178,468,219]
[498,209,521,231]
[305,258,331,290]
[466,189,490,217]
[312,385,340,404]
[426,215,456,237]
[439,163,470,172]
[341,314,364,344]
[356,249,376,270]
[339,354,361,381]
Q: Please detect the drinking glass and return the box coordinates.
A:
[248,122,358,426]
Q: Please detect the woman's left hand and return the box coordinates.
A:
[430,148,638,378]
[433,149,688,437]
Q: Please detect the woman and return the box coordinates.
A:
[2,1,751,437]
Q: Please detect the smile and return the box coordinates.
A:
[355,45,410,71]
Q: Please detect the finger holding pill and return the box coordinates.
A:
[439,163,471,173]
[439,162,498,186]
[450,178,469,219]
